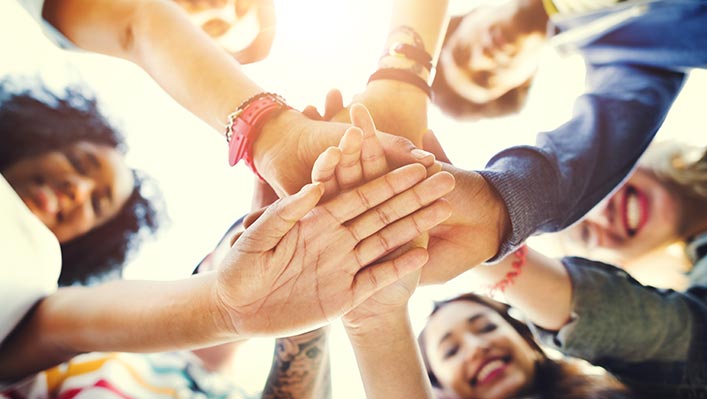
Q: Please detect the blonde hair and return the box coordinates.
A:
[639,140,707,202]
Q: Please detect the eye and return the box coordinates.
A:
[478,323,497,334]
[66,152,88,175]
[443,345,459,359]
[33,175,46,185]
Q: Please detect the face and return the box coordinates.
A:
[173,0,275,60]
[424,301,537,399]
[563,168,682,263]
[3,141,134,243]
[439,6,545,104]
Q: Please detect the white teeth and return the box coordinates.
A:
[477,359,505,383]
[626,191,640,231]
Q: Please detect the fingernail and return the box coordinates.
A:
[412,149,434,160]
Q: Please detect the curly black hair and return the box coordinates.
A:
[431,14,533,121]
[0,77,163,286]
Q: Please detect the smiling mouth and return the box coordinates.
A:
[471,355,511,387]
[623,185,648,237]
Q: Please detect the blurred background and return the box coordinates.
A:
[1,0,704,396]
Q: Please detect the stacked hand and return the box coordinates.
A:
[215,105,454,337]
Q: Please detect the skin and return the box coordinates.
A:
[2,142,134,243]
[172,0,276,64]
[563,167,683,263]
[439,0,547,104]
[423,301,537,399]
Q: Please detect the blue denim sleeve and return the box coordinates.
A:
[533,257,692,364]
[479,64,685,260]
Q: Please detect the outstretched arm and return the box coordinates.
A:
[38,0,434,196]
[0,136,453,381]
[312,104,435,399]
[471,247,702,394]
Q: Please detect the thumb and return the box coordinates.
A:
[239,183,324,251]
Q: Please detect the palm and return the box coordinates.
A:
[219,210,371,335]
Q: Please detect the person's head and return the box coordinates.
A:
[562,141,707,264]
[0,79,161,285]
[432,0,548,120]
[419,293,633,399]
[173,0,276,64]
[419,293,542,399]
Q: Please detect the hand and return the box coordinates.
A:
[305,84,428,146]
[421,166,511,284]
[215,160,454,337]
[309,104,431,328]
[254,109,436,197]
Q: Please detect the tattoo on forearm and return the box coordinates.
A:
[262,329,331,399]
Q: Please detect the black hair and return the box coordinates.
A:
[431,13,533,120]
[418,293,634,399]
[0,77,163,286]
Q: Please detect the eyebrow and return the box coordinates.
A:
[437,313,485,347]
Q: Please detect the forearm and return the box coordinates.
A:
[44,0,262,131]
[262,327,331,399]
[479,64,685,259]
[386,0,449,66]
[0,273,233,381]
[345,308,433,399]
[472,248,572,331]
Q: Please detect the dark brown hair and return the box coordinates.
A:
[418,293,634,399]
[431,14,533,120]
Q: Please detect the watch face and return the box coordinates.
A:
[173,0,276,64]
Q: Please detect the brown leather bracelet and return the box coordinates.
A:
[368,68,432,98]
[382,42,433,72]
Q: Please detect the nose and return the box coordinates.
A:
[461,333,490,362]
[60,175,94,207]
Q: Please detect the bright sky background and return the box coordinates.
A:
[1,0,705,396]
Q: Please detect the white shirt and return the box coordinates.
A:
[0,175,60,344]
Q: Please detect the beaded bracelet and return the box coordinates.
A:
[368,68,432,98]
[488,244,528,296]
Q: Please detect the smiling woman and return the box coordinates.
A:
[418,293,632,399]
[0,79,161,285]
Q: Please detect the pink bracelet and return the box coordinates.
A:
[488,245,528,295]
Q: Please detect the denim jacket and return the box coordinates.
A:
[532,254,707,398]
[480,0,707,260]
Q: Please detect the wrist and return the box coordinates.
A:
[343,305,410,339]
[210,273,244,338]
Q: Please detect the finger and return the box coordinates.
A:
[335,127,364,191]
[324,89,344,120]
[252,178,279,209]
[322,163,428,223]
[347,171,455,241]
[422,129,452,164]
[244,207,267,228]
[380,133,436,169]
[350,104,388,180]
[302,105,323,120]
[353,199,453,266]
[240,183,324,251]
[311,146,342,197]
[351,247,429,305]
[230,231,244,247]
